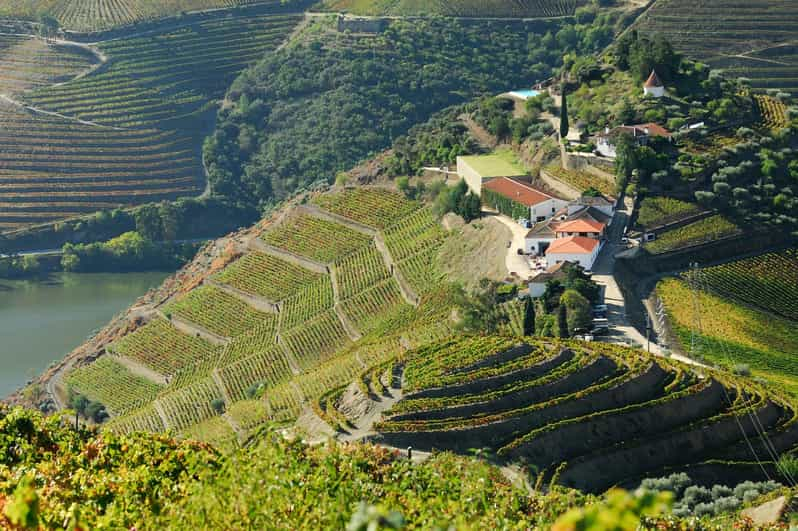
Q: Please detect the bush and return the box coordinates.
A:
[732,363,751,376]
[210,399,226,414]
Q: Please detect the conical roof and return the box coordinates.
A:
[644,70,663,88]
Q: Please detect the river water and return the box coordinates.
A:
[0,272,168,397]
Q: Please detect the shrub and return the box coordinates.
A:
[778,454,798,482]
[732,364,751,376]
[210,399,226,414]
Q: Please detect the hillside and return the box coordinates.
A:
[633,0,798,95]
[318,0,583,17]
[657,250,798,397]
[0,0,304,33]
[0,8,302,231]
[56,187,455,444]
[2,347,794,529]
[369,335,797,493]
[206,12,618,208]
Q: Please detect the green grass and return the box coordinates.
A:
[636,197,702,229]
[645,214,740,254]
[458,153,526,178]
[658,278,798,396]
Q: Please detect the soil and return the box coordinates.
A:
[438,215,513,289]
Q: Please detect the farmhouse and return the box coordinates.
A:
[545,235,602,270]
[456,154,527,196]
[524,205,610,255]
[643,69,665,98]
[481,177,569,223]
[528,262,568,297]
[595,122,672,158]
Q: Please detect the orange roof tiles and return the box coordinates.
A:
[482,177,553,207]
[556,218,606,234]
[545,236,600,255]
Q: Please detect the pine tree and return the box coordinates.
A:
[559,89,569,141]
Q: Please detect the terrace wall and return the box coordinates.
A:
[506,378,727,467]
[376,362,669,452]
[558,400,783,493]
[390,356,617,422]
[407,348,573,400]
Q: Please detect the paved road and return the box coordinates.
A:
[591,199,704,367]
[487,213,535,279]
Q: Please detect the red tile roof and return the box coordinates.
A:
[644,70,663,88]
[601,123,671,139]
[556,218,606,234]
[545,236,600,255]
[483,177,553,207]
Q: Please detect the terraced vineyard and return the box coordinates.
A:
[66,356,163,415]
[697,249,798,322]
[370,336,797,493]
[0,34,98,94]
[320,0,580,17]
[0,10,301,230]
[645,215,741,254]
[754,94,789,130]
[0,101,201,229]
[261,213,372,264]
[636,197,702,230]
[215,251,321,301]
[544,162,615,197]
[0,0,294,33]
[109,317,218,377]
[634,0,798,94]
[658,277,798,396]
[94,188,456,443]
[312,188,419,230]
[164,285,271,338]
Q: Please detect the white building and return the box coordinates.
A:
[595,122,672,159]
[643,69,665,98]
[456,155,527,196]
[482,177,568,223]
[545,236,602,270]
[525,205,611,255]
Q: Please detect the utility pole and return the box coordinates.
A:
[645,311,651,353]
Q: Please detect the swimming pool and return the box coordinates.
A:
[509,89,540,100]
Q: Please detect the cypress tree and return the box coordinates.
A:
[522,298,536,337]
[559,89,569,141]
[558,304,569,338]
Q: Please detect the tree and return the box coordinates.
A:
[557,303,569,338]
[38,15,59,43]
[559,90,570,141]
[456,280,507,334]
[522,298,535,336]
[560,289,592,332]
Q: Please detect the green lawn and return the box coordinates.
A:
[459,153,526,178]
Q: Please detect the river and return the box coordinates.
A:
[0,272,168,397]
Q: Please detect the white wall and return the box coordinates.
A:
[546,243,601,270]
[456,157,484,196]
[530,198,569,222]
[644,86,665,98]
[596,138,616,158]
[525,236,555,255]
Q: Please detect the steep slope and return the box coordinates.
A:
[365,336,798,493]
[633,0,798,95]
[0,0,304,32]
[61,187,454,443]
[0,8,302,230]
